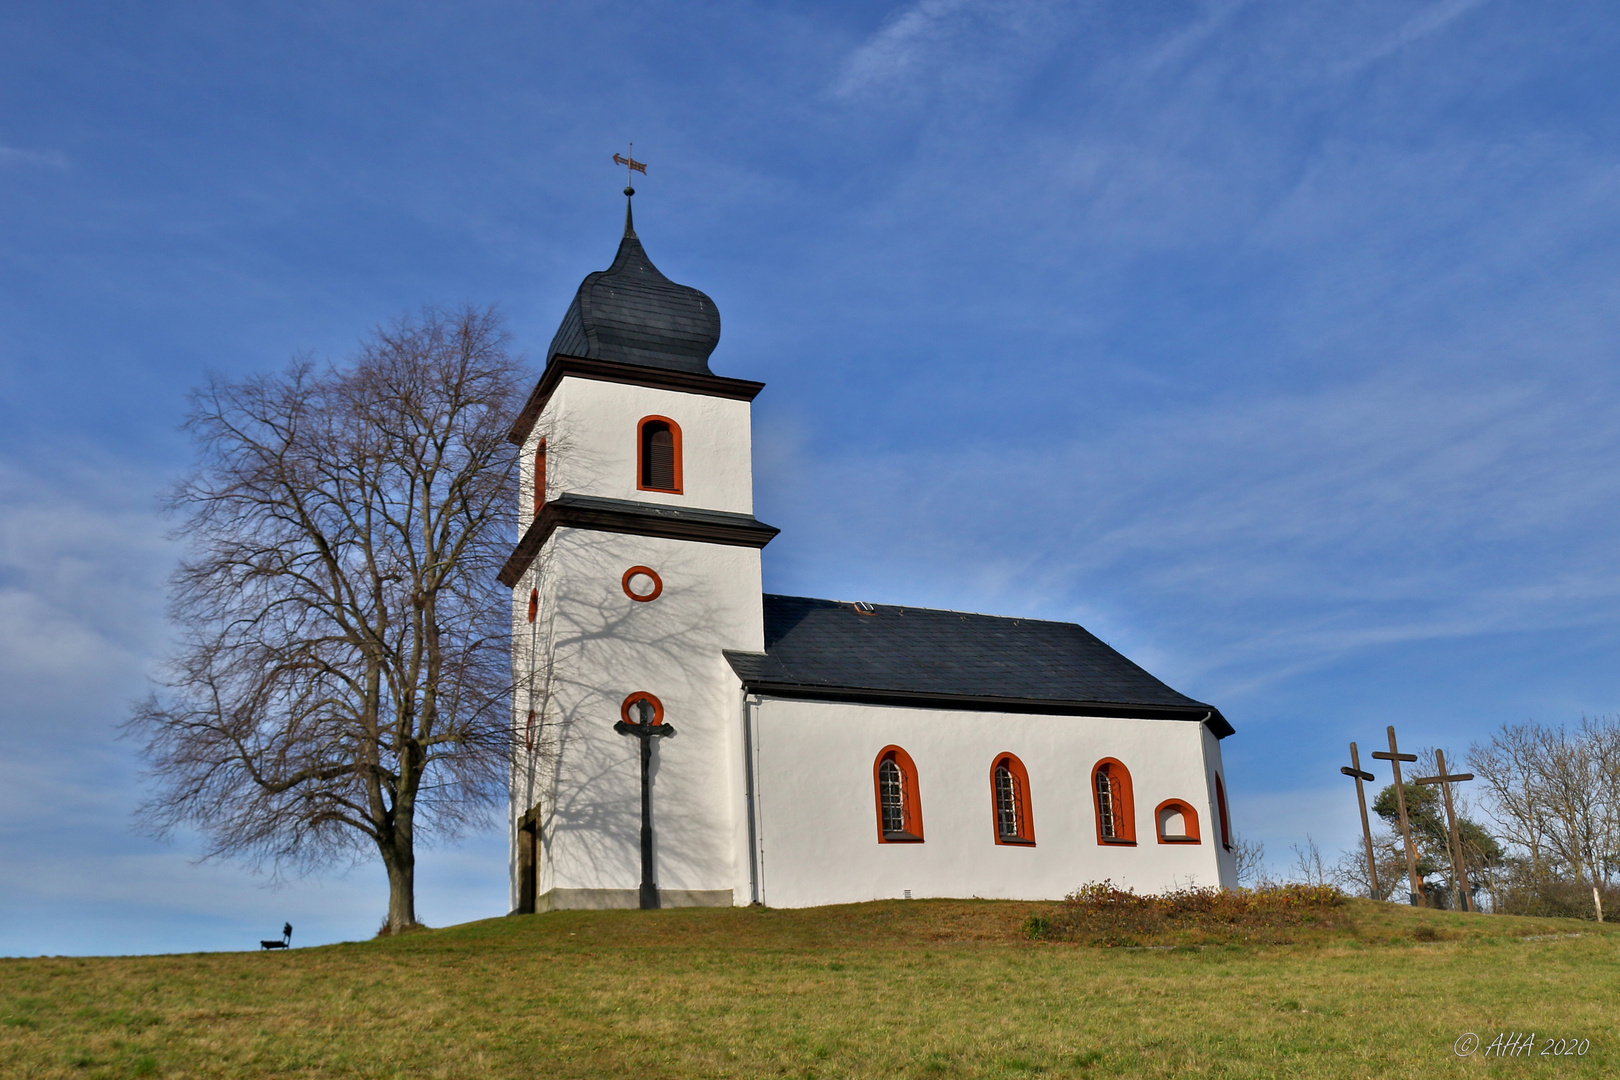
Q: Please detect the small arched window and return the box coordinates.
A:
[990,753,1035,845]
[637,416,682,493]
[532,439,547,516]
[873,745,923,843]
[1155,799,1200,844]
[527,588,538,623]
[1092,758,1136,845]
[524,709,536,752]
[1215,773,1232,851]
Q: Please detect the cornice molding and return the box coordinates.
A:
[508,354,766,446]
[725,669,1235,738]
[498,493,779,586]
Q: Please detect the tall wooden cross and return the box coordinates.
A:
[1339,742,1379,899]
[1415,749,1475,912]
[1371,726,1424,906]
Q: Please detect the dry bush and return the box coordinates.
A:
[1035,880,1349,945]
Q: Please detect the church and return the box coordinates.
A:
[501,197,1237,912]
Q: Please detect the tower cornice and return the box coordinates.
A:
[497,492,779,586]
[507,354,766,447]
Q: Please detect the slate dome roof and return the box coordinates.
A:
[545,202,721,374]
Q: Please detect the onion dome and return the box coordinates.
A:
[545,199,721,374]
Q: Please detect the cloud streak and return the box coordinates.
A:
[0,144,69,170]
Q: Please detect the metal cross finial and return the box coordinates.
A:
[613,143,647,195]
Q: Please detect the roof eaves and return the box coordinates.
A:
[721,656,1234,738]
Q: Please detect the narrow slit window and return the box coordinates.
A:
[532,440,547,516]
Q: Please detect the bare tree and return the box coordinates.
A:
[127,306,525,931]
[1469,717,1620,920]
[1288,835,1330,886]
[1230,833,1267,888]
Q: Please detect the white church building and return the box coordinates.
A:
[502,202,1238,912]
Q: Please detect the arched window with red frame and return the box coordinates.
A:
[637,416,682,493]
[873,745,923,843]
[990,753,1035,845]
[1092,758,1136,844]
[532,439,547,516]
[1155,799,1200,844]
[526,588,538,623]
[1214,773,1232,851]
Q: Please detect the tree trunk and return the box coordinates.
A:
[382,840,417,932]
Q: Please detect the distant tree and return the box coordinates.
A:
[1469,717,1620,920]
[127,306,526,932]
[1370,771,1502,910]
[1230,834,1267,888]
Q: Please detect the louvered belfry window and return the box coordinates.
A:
[995,765,1022,839]
[640,419,677,491]
[879,759,907,835]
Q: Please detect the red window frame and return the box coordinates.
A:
[526,588,538,623]
[532,439,547,516]
[636,415,683,494]
[873,745,924,843]
[1215,773,1232,851]
[989,753,1035,846]
[621,565,663,602]
[1154,799,1201,844]
[1091,757,1137,845]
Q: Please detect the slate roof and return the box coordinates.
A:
[725,595,1232,737]
[544,203,721,374]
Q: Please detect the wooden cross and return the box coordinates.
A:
[1339,742,1379,899]
[1415,749,1475,912]
[1371,726,1425,906]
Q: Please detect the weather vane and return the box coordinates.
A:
[613,143,647,195]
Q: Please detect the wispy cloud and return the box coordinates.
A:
[831,0,1062,103]
[0,144,69,170]
[1338,0,1493,73]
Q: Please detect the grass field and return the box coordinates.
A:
[2,898,1616,1079]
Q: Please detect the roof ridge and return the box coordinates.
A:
[761,593,1080,628]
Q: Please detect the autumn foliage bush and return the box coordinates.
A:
[1029,881,1349,945]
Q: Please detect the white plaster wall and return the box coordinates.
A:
[1200,722,1238,887]
[748,698,1235,909]
[524,377,755,516]
[513,528,763,903]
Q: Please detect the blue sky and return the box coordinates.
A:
[4,0,1619,955]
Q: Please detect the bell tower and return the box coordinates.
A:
[501,193,776,912]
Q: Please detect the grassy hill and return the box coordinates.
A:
[2,899,1615,1079]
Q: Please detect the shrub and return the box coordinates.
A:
[1045,881,1348,945]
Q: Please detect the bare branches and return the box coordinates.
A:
[127,306,526,929]
[1468,717,1620,919]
